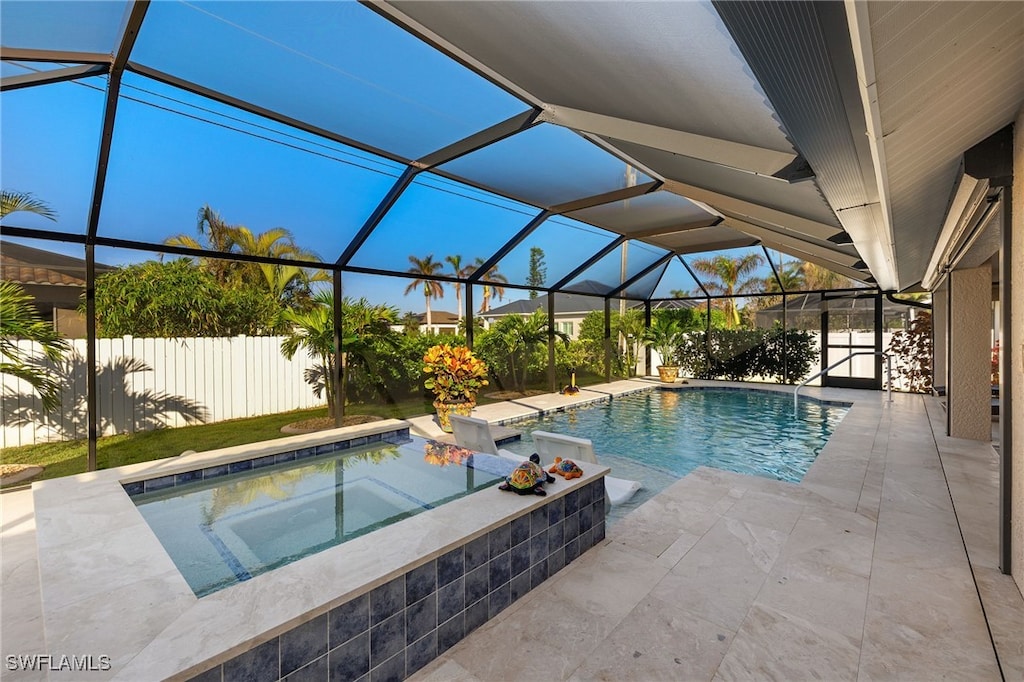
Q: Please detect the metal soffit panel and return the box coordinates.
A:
[387,0,795,153]
[646,225,758,255]
[865,0,1024,286]
[607,138,842,230]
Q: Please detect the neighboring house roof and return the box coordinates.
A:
[413,310,459,325]
[1,240,114,286]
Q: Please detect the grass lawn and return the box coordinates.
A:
[1,398,434,487]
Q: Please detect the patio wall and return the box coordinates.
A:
[1,336,319,448]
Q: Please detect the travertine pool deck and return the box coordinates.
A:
[2,380,1022,681]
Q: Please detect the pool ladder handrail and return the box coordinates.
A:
[794,351,892,411]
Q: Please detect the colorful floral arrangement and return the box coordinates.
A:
[423,441,473,467]
[423,344,489,403]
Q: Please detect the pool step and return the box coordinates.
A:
[433,425,522,447]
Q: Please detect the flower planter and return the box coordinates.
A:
[433,399,476,433]
[657,365,680,383]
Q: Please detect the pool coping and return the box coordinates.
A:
[31,419,609,681]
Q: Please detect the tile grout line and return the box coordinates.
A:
[924,397,1008,682]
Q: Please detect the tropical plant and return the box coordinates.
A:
[800,262,853,291]
[422,344,489,403]
[690,253,765,328]
[405,254,444,329]
[92,259,281,337]
[615,309,646,377]
[888,312,932,393]
[474,258,507,312]
[445,254,473,320]
[475,310,569,393]
[643,316,685,367]
[1,190,57,221]
[280,294,399,418]
[0,281,70,411]
[164,205,327,306]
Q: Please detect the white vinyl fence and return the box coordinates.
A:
[2,336,321,448]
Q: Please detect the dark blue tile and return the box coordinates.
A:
[488,551,510,589]
[510,540,530,577]
[144,475,175,492]
[252,455,276,469]
[590,481,605,511]
[367,433,382,443]
[405,595,436,645]
[530,558,548,589]
[549,546,565,575]
[296,447,317,459]
[548,520,564,553]
[203,464,230,479]
[185,665,221,682]
[564,489,580,516]
[511,515,530,546]
[406,631,436,677]
[580,528,594,552]
[370,577,404,625]
[437,614,464,655]
[529,530,548,565]
[488,581,510,618]
[174,470,202,486]
[580,503,594,532]
[315,443,334,455]
[370,651,404,682]
[333,440,350,452]
[224,638,278,682]
[349,436,368,448]
[465,534,489,572]
[436,577,464,625]
[406,561,436,606]
[370,612,404,667]
[594,519,606,543]
[564,511,579,540]
[579,481,593,508]
[488,524,511,557]
[529,506,548,535]
[329,594,368,648]
[565,537,580,565]
[465,597,488,635]
[281,613,328,677]
[283,654,328,682]
[510,570,531,603]
[464,565,488,606]
[228,460,253,474]
[276,451,297,464]
[594,492,607,519]
[547,496,564,524]
[122,481,144,496]
[437,547,463,587]
[329,632,368,682]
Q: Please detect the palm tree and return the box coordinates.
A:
[0,281,70,411]
[485,310,569,392]
[474,258,507,312]
[690,253,765,328]
[445,254,474,321]
[405,254,444,330]
[1,190,57,221]
[801,262,853,290]
[165,205,239,284]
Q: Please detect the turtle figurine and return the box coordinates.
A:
[548,456,584,480]
[499,453,555,496]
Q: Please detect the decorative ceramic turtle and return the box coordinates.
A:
[499,454,554,496]
[549,456,583,480]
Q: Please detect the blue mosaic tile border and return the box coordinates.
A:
[122,428,412,497]
[667,384,853,407]
[186,478,607,682]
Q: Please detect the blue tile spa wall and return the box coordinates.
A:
[187,478,607,682]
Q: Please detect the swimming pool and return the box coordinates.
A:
[502,388,849,489]
[131,437,511,596]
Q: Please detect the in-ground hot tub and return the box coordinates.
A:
[32,419,609,681]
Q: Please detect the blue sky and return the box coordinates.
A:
[1,0,782,313]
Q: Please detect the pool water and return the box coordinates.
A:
[132,438,510,596]
[502,388,849,506]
